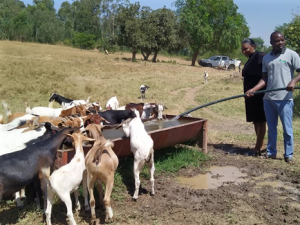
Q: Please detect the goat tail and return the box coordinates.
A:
[41,167,51,188]
[86,96,91,104]
[2,101,12,118]
[92,149,103,165]
[25,101,31,114]
[0,114,3,124]
[146,148,154,163]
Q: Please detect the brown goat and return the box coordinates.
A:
[59,105,89,117]
[84,124,118,223]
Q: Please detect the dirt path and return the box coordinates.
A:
[171,86,203,106]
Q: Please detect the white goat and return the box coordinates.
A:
[42,133,95,225]
[26,103,62,117]
[117,109,155,200]
[106,96,119,110]
[204,71,208,84]
[0,114,35,132]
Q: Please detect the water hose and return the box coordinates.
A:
[176,87,300,119]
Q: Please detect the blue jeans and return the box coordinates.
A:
[263,100,294,158]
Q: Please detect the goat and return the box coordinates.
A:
[87,110,137,125]
[26,102,62,117]
[116,109,155,200]
[140,85,150,101]
[204,71,208,84]
[49,93,91,107]
[125,103,167,120]
[42,133,95,225]
[105,96,119,110]
[0,126,79,211]
[0,114,35,132]
[59,105,89,117]
[84,124,119,223]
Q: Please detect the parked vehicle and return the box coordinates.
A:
[198,55,241,70]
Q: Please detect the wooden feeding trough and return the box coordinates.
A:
[54,115,207,169]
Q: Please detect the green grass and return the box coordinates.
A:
[111,146,210,200]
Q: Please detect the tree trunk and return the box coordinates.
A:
[141,51,151,60]
[152,50,158,63]
[191,48,200,66]
[132,50,137,61]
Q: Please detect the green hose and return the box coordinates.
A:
[176,87,300,118]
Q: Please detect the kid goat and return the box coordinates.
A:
[117,108,155,200]
[42,133,95,225]
[84,124,119,223]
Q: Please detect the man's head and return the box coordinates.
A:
[270,31,285,53]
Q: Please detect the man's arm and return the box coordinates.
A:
[287,71,300,91]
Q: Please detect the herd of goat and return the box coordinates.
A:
[0,86,166,224]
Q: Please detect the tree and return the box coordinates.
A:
[147,7,180,62]
[116,2,142,61]
[284,14,300,53]
[250,37,266,52]
[58,1,75,39]
[175,0,249,66]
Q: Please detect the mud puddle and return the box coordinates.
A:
[176,166,248,189]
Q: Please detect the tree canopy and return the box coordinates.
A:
[174,0,249,66]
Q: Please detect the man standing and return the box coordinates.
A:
[246,31,300,163]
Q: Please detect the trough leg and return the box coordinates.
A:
[197,120,208,154]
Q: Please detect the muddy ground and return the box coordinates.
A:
[105,146,300,225]
[3,144,299,225]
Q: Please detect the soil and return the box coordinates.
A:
[102,147,300,225]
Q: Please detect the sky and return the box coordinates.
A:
[23,0,299,46]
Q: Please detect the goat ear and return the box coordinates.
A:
[64,133,72,137]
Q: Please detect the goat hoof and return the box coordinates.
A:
[106,217,115,223]
[90,218,99,225]
[132,197,138,201]
[150,193,155,196]
[85,206,91,212]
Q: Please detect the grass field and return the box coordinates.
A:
[1,41,300,225]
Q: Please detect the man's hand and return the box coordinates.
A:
[287,80,296,91]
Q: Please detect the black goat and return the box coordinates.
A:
[0,126,79,205]
[86,110,136,126]
[49,93,73,105]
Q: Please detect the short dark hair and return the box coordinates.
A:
[270,31,284,41]
[242,38,256,46]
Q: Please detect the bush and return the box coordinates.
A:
[72,33,96,50]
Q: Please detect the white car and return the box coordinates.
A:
[198,55,241,70]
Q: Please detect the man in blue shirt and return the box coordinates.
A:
[246,31,300,163]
